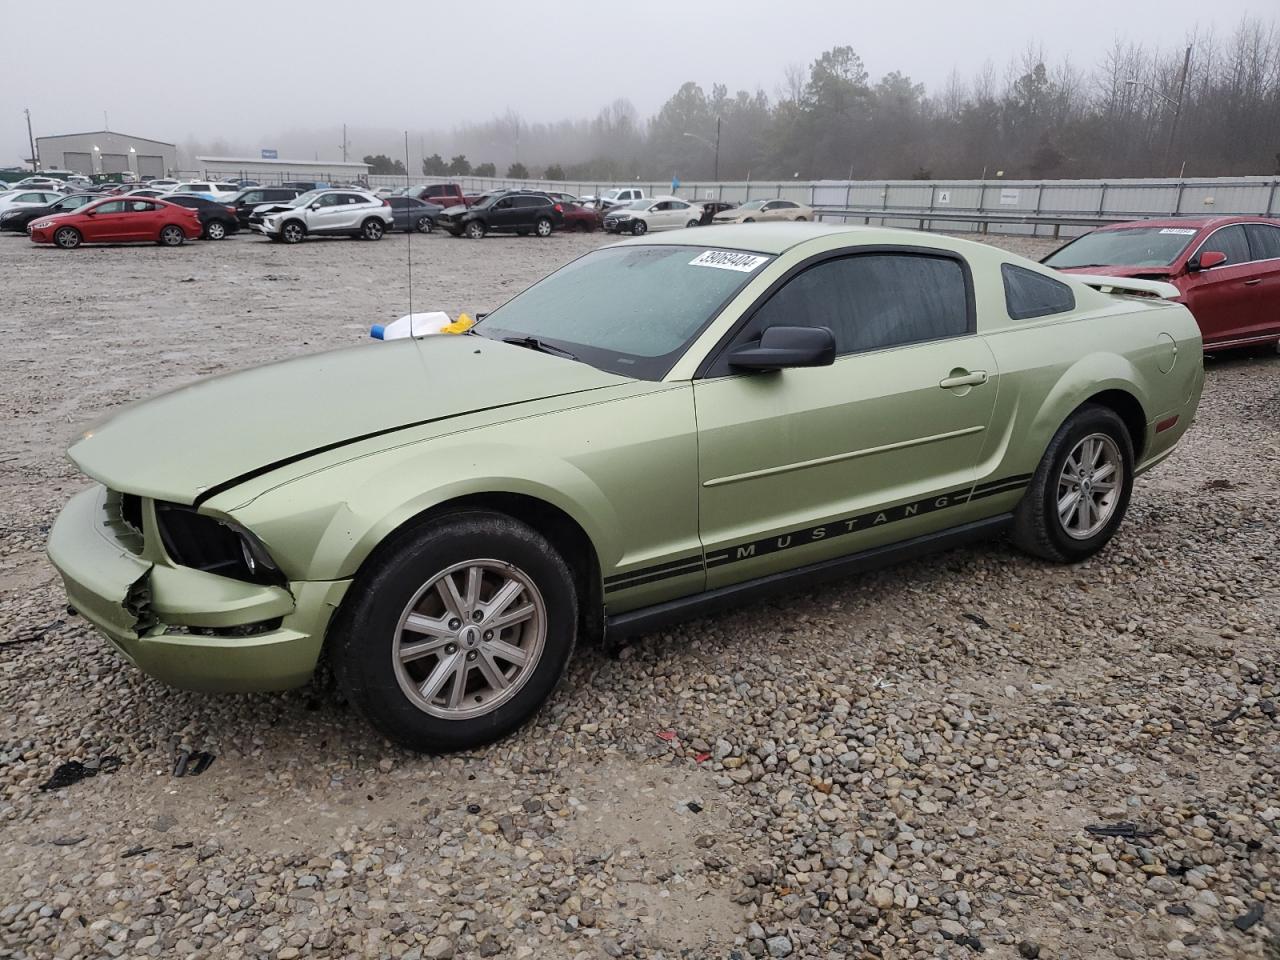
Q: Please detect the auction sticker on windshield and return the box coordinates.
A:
[689,250,770,272]
[1159,228,1198,235]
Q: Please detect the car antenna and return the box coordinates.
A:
[403,130,414,327]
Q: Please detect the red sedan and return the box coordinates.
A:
[1044,216,1280,351]
[28,197,203,249]
[559,201,602,232]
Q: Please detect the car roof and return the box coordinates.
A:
[609,222,1002,257]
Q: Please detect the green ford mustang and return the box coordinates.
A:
[48,224,1204,751]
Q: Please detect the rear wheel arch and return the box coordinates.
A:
[1080,388,1147,460]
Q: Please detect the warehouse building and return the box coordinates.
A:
[34,130,176,179]
[194,156,370,184]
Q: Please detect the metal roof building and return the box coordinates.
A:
[194,156,371,184]
[35,130,176,178]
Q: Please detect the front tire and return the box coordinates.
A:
[464,220,486,240]
[158,225,185,246]
[54,226,82,249]
[1012,405,1134,563]
[281,220,306,244]
[743,217,755,223]
[331,512,578,753]
[362,218,385,240]
[686,219,700,228]
[631,219,648,236]
[415,216,433,233]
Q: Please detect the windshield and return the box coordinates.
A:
[621,200,650,211]
[738,200,767,211]
[1044,226,1199,269]
[473,245,773,380]
[474,193,503,209]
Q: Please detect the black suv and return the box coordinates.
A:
[225,187,304,229]
[164,195,240,240]
[437,190,563,239]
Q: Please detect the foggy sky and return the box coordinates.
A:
[4,0,1271,167]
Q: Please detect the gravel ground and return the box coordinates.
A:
[1,226,1277,960]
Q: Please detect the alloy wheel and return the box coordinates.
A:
[283,222,304,243]
[391,560,547,720]
[1057,433,1123,540]
[206,221,226,240]
[55,228,80,249]
[160,226,184,246]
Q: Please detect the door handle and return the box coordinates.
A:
[939,370,989,389]
[1243,278,1262,286]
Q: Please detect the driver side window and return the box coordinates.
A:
[729,253,971,365]
[1198,225,1251,266]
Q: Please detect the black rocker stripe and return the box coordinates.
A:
[604,474,1032,593]
[603,555,704,588]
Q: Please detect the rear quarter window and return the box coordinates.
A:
[1002,264,1076,321]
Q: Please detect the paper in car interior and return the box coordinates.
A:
[689,250,770,272]
[1159,228,1197,235]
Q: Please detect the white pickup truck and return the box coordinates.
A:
[583,187,647,210]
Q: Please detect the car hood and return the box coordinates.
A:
[1053,264,1177,278]
[68,334,632,505]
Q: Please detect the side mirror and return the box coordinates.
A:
[728,325,836,371]
[1190,250,1226,271]
[85,208,97,216]
[309,203,321,211]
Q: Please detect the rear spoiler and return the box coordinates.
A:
[1071,274,1181,300]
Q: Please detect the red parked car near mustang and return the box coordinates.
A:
[1044,216,1280,352]
[28,197,203,249]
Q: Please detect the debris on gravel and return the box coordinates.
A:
[1,230,1277,958]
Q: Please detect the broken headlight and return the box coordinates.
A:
[154,502,285,586]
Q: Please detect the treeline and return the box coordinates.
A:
[435,19,1279,182]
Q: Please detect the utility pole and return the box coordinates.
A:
[24,108,37,171]
[341,123,348,163]
[1165,44,1192,175]
[713,115,721,182]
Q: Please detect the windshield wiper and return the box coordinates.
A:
[501,335,578,361]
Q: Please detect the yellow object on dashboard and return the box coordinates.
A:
[441,314,475,335]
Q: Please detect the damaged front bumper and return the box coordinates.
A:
[47,486,349,693]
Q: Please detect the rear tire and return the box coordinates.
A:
[1012,405,1134,563]
[361,218,385,240]
[203,220,227,240]
[534,217,553,237]
[54,226,82,249]
[331,511,578,753]
[464,220,486,240]
[795,216,807,222]
[158,225,185,246]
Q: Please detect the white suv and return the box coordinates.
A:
[254,189,394,243]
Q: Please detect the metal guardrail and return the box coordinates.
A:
[812,207,1167,237]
